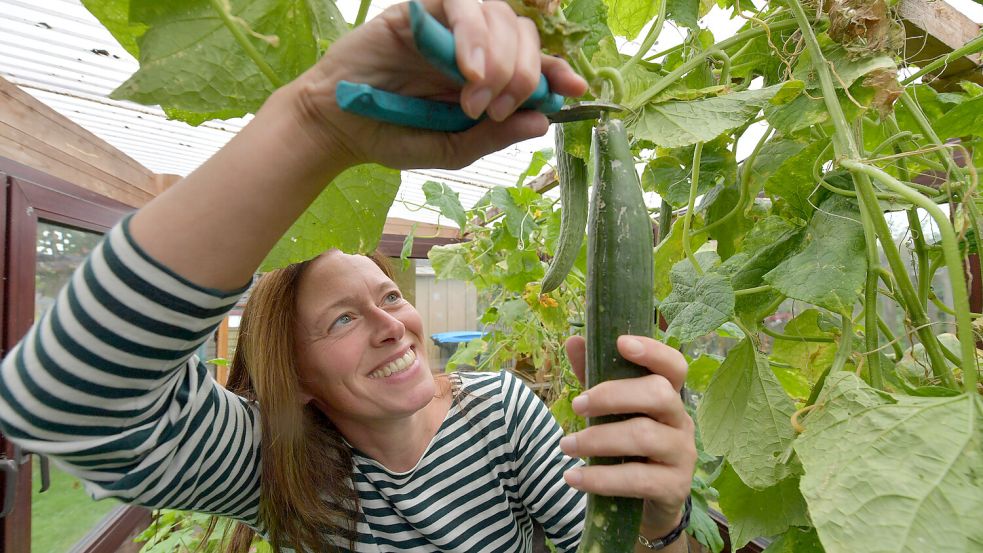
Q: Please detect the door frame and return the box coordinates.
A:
[0,157,150,553]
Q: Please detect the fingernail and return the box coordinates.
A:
[466,87,492,119]
[622,336,644,357]
[468,47,485,80]
[488,94,516,122]
[572,393,588,414]
[564,468,583,486]
[559,435,577,453]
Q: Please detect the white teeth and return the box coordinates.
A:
[369,349,416,379]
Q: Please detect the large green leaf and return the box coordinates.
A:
[935,94,983,139]
[661,257,736,343]
[654,216,708,299]
[764,195,866,313]
[761,527,824,553]
[260,164,400,270]
[761,139,833,220]
[563,0,613,60]
[113,0,346,122]
[697,339,799,489]
[632,85,785,148]
[770,309,839,381]
[82,0,146,57]
[607,0,657,39]
[429,242,474,281]
[715,464,809,549]
[795,373,983,553]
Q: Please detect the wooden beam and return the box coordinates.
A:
[0,76,156,207]
[899,0,983,91]
[383,216,460,239]
[469,167,559,227]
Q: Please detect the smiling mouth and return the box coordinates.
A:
[368,348,417,379]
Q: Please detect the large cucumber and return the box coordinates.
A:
[541,124,588,294]
[579,118,654,553]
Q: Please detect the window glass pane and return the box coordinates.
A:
[32,221,118,553]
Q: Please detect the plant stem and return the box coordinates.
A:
[622,0,667,73]
[353,0,372,27]
[898,91,961,179]
[735,285,773,296]
[595,67,627,103]
[843,160,976,392]
[209,0,283,88]
[902,33,983,85]
[876,312,905,360]
[683,143,705,276]
[830,311,855,374]
[657,199,673,247]
[787,0,957,389]
[761,325,835,343]
[695,127,773,237]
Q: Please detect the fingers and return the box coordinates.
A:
[564,335,586,385]
[572,374,692,431]
[563,462,693,505]
[618,336,688,392]
[560,416,694,464]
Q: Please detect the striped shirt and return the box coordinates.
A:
[0,217,585,552]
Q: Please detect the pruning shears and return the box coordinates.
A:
[335,0,622,132]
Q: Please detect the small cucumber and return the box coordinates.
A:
[542,124,589,294]
[579,118,654,553]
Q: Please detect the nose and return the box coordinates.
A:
[369,306,405,345]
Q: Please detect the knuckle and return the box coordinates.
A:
[651,377,677,404]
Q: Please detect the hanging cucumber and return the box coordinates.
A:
[542,124,589,294]
[579,118,654,553]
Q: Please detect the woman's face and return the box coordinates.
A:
[294,251,435,424]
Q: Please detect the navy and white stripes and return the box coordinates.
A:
[0,217,585,552]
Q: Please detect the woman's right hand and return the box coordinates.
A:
[282,0,588,171]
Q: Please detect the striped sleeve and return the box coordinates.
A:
[0,216,262,526]
[500,370,585,552]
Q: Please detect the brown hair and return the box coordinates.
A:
[218,251,399,552]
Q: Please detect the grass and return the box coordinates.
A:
[31,461,119,553]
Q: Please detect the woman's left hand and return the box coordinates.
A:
[560,334,697,537]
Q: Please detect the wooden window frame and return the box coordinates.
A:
[0,157,150,553]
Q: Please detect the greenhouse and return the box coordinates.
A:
[0,0,981,552]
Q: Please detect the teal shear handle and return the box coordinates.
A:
[336,0,564,132]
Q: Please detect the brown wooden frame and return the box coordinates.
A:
[0,156,150,553]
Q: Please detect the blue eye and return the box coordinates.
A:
[385,292,401,303]
[332,314,353,329]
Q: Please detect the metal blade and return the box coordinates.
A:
[546,101,626,123]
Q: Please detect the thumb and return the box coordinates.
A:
[564,335,586,386]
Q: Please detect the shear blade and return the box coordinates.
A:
[547,101,625,123]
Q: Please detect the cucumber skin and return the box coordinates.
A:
[578,119,654,553]
[542,124,589,294]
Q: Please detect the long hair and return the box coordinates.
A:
[218,251,401,552]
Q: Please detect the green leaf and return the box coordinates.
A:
[642,157,688,198]
[114,0,336,122]
[490,187,536,242]
[429,242,474,281]
[794,37,896,90]
[654,216,708,299]
[935,94,983,139]
[764,195,866,313]
[400,225,416,270]
[516,148,554,186]
[501,250,545,292]
[795,373,983,553]
[661,258,736,343]
[632,85,785,148]
[759,139,832,219]
[260,164,399,270]
[607,0,658,39]
[770,309,839,381]
[687,354,722,393]
[666,0,708,29]
[563,0,613,60]
[82,0,146,57]
[762,527,824,553]
[422,181,467,229]
[688,491,726,552]
[697,339,799,489]
[715,464,809,549]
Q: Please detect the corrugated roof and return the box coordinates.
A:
[0,0,556,226]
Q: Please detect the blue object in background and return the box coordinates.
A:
[430,331,487,370]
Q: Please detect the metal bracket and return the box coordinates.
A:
[0,445,49,518]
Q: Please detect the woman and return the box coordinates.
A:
[0,0,696,551]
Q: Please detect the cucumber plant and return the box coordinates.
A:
[84,0,983,551]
